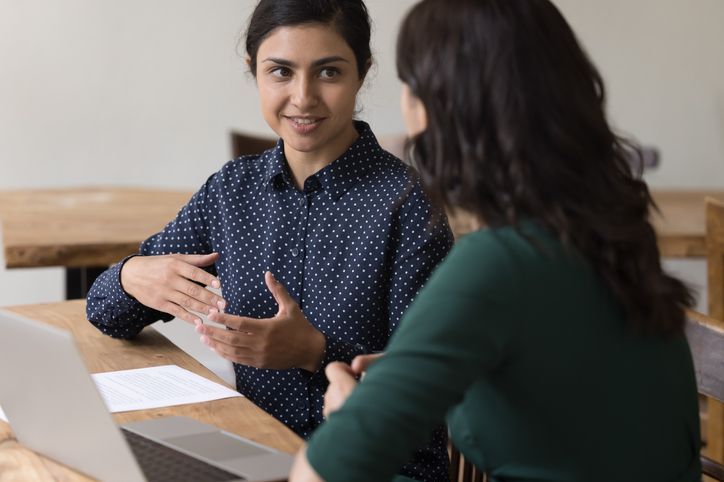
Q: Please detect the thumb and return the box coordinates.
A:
[176,252,220,267]
[351,352,384,375]
[325,362,356,386]
[264,271,296,312]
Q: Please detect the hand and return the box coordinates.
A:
[120,253,226,325]
[290,448,325,482]
[198,271,326,371]
[322,353,385,417]
[323,362,358,418]
[350,352,385,376]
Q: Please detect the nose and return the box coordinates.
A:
[290,75,319,111]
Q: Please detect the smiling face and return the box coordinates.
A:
[254,23,364,169]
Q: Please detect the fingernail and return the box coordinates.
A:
[211,279,221,288]
[217,300,226,311]
[195,324,203,334]
[194,317,202,325]
[200,335,210,345]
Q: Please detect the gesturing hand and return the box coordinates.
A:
[120,253,226,325]
[198,271,326,372]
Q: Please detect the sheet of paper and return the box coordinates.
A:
[91,365,241,413]
[0,406,7,422]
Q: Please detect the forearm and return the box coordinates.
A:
[86,259,171,339]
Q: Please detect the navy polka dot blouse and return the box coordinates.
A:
[87,121,453,481]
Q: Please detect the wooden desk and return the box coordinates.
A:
[0,187,192,298]
[447,190,724,258]
[652,190,724,258]
[0,300,302,481]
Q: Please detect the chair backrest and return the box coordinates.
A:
[708,197,724,321]
[230,131,277,158]
[706,197,724,471]
[686,311,724,403]
[449,443,483,482]
[685,310,724,481]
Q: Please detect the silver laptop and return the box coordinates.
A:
[0,309,293,482]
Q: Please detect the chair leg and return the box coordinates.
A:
[707,399,724,463]
[450,444,461,482]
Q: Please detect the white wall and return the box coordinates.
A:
[1,0,720,310]
[553,0,724,188]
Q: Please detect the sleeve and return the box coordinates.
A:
[305,231,519,482]
[308,178,453,381]
[86,177,217,339]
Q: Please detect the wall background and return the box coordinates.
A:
[1,0,721,311]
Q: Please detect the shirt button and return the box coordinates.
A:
[291,248,299,257]
[298,197,306,207]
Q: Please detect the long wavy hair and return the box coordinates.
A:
[397,0,693,335]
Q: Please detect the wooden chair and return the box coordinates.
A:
[686,310,724,480]
[230,131,277,158]
[706,197,724,465]
[449,443,483,482]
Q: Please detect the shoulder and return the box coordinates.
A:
[201,148,278,194]
[364,151,429,207]
[435,224,556,299]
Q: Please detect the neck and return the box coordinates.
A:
[284,124,360,190]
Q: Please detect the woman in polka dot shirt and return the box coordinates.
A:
[86,0,452,480]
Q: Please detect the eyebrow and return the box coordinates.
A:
[261,56,350,68]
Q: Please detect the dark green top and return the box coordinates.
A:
[307,224,701,482]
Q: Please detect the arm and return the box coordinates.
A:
[298,232,518,482]
[86,177,220,339]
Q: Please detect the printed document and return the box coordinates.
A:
[91,365,242,413]
[0,405,6,422]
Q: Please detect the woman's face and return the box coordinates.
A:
[400,83,427,137]
[255,23,363,163]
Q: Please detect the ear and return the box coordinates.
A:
[401,83,428,137]
[245,56,252,69]
[358,59,372,88]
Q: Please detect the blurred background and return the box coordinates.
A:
[1,0,722,309]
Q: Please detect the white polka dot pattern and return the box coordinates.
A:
[86,121,452,481]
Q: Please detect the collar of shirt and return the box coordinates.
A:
[262,120,383,200]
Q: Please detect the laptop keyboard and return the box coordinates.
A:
[121,428,244,482]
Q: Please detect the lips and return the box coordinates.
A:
[285,116,325,135]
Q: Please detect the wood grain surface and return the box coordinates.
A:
[0,300,301,481]
[0,187,192,268]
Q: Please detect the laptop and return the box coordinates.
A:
[0,309,293,482]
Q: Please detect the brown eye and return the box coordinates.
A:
[319,67,340,80]
[270,66,292,78]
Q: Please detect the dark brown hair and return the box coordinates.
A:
[245,0,372,80]
[397,0,693,335]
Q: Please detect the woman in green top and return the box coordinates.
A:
[290,0,701,481]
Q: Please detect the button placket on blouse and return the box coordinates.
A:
[293,189,312,306]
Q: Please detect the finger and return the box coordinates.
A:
[167,287,217,317]
[196,322,254,348]
[208,311,266,333]
[351,352,384,375]
[264,271,296,313]
[174,252,220,268]
[159,300,202,325]
[325,362,356,386]
[200,334,255,365]
[169,255,221,289]
[168,275,225,310]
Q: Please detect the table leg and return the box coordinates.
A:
[65,266,107,299]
